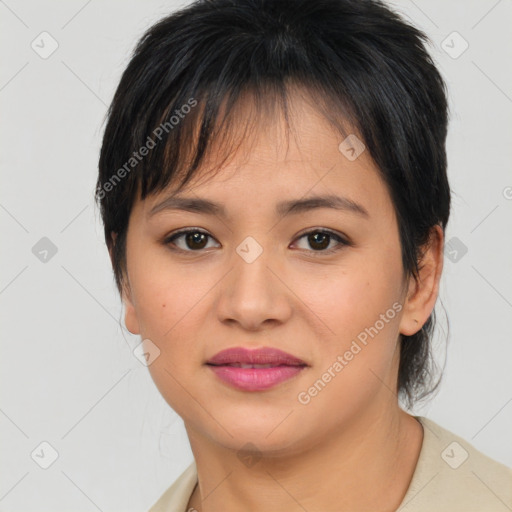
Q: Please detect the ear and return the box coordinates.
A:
[399,225,444,336]
[121,282,141,335]
[109,231,141,335]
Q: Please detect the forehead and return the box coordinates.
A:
[135,93,393,220]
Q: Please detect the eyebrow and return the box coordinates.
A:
[148,193,369,219]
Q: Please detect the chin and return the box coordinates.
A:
[195,412,310,455]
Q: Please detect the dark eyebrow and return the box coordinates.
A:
[148,194,369,219]
[275,194,369,218]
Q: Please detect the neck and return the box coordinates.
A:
[185,402,423,512]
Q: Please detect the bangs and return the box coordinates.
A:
[140,81,355,200]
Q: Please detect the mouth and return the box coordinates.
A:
[209,363,297,368]
[205,347,308,391]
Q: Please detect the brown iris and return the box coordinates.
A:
[185,231,208,250]
[307,232,330,250]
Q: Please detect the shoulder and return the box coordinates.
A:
[147,461,198,512]
[398,416,512,512]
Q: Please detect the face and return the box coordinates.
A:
[121,94,426,455]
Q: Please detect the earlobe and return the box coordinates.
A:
[122,281,141,335]
[399,225,444,336]
[110,231,141,335]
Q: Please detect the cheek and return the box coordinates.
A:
[127,241,209,339]
[129,254,215,415]
[291,246,404,395]
[292,287,402,430]
[293,248,403,344]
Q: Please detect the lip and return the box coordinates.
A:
[206,347,308,391]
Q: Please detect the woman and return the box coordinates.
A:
[96,0,512,510]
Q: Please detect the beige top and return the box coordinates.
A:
[148,416,512,511]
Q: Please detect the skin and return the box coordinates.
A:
[117,92,444,512]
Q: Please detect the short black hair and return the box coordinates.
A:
[96,0,451,408]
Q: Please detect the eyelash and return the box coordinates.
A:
[162,227,351,256]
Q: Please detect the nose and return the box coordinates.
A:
[215,239,293,332]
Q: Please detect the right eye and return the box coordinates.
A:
[163,228,220,252]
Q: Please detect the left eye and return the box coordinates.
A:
[292,229,348,253]
[163,228,348,253]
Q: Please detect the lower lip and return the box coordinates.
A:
[207,365,305,391]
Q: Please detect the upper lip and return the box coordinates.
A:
[206,347,308,366]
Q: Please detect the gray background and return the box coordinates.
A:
[0,0,511,510]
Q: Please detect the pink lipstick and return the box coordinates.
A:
[206,347,308,391]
